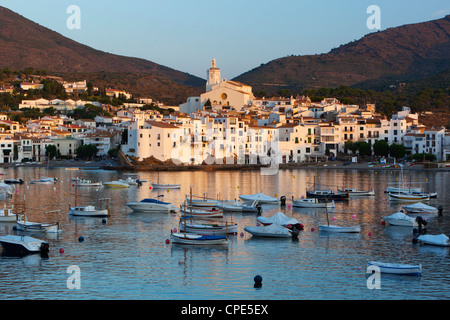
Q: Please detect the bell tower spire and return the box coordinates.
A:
[206,58,221,92]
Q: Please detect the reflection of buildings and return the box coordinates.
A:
[179,59,254,114]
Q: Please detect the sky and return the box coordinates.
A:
[0,0,449,80]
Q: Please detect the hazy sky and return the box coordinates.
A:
[1,0,449,80]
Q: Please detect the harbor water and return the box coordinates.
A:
[0,165,449,300]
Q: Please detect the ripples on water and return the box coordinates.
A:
[0,166,448,300]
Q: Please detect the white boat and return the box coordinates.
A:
[180,206,223,218]
[367,261,422,276]
[319,225,361,233]
[383,212,419,227]
[244,223,292,238]
[292,198,335,208]
[257,212,299,228]
[402,202,438,214]
[119,177,138,185]
[76,179,102,187]
[215,200,259,213]
[417,234,450,247]
[30,177,58,185]
[69,205,109,217]
[151,183,181,189]
[338,188,375,196]
[170,232,228,245]
[179,220,238,235]
[388,192,430,201]
[386,186,422,193]
[103,181,130,188]
[16,215,62,233]
[126,196,178,213]
[239,192,280,204]
[0,235,49,255]
[0,208,17,222]
[185,197,218,208]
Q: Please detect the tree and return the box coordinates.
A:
[358,142,371,157]
[389,143,406,160]
[373,140,389,157]
[45,145,58,160]
[76,144,99,160]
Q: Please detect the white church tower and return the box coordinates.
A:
[206,58,221,92]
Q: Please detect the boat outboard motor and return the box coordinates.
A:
[415,216,427,234]
[256,204,262,216]
[40,242,49,257]
[438,206,443,216]
[280,196,286,207]
[136,179,142,186]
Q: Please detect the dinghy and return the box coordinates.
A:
[0,235,49,255]
[69,205,109,217]
[402,202,438,214]
[0,208,17,222]
[244,223,292,238]
[239,192,280,204]
[256,212,299,228]
[103,180,130,188]
[215,200,258,213]
[337,188,375,196]
[367,261,422,276]
[15,214,61,233]
[319,225,361,233]
[170,232,228,245]
[417,234,450,247]
[388,192,430,201]
[383,212,419,227]
[126,196,178,213]
[151,183,181,189]
[179,220,238,235]
[292,198,335,208]
[76,179,102,187]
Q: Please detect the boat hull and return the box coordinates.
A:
[243,226,292,238]
[127,203,177,213]
[69,207,109,217]
[367,261,422,276]
[388,193,430,201]
[179,221,238,235]
[319,225,361,233]
[151,183,181,189]
[306,191,349,200]
[16,221,61,233]
[170,233,228,245]
[0,235,49,255]
[292,199,335,208]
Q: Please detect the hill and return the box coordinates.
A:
[0,6,204,104]
[233,15,450,95]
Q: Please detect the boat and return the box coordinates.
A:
[15,214,62,233]
[3,178,24,184]
[119,177,139,185]
[292,198,335,208]
[151,183,181,189]
[185,196,218,208]
[367,261,422,276]
[256,212,300,229]
[244,223,293,238]
[388,192,430,201]
[416,234,450,247]
[170,232,228,245]
[69,205,109,217]
[239,192,280,204]
[0,208,17,222]
[103,181,130,188]
[385,186,422,193]
[179,220,238,235]
[180,206,223,218]
[337,188,375,196]
[30,177,58,185]
[0,235,49,255]
[306,189,349,200]
[319,225,361,233]
[215,200,259,213]
[126,196,178,213]
[76,179,102,187]
[383,212,419,227]
[402,202,438,214]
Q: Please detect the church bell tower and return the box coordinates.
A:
[206,58,221,92]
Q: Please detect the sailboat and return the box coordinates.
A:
[318,210,360,233]
[388,165,431,201]
[69,185,110,217]
[306,174,349,200]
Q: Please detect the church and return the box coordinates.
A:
[179,59,255,113]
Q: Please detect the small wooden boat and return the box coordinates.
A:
[0,208,17,222]
[319,225,361,233]
[388,192,430,201]
[402,202,438,214]
[292,198,335,208]
[306,189,349,200]
[417,234,450,247]
[0,235,49,255]
[3,178,24,184]
[76,179,102,187]
[69,205,109,217]
[385,186,422,193]
[180,206,223,218]
[151,183,181,189]
[170,232,228,245]
[338,188,375,196]
[256,212,300,229]
[103,181,130,188]
[244,223,292,238]
[215,200,259,213]
[30,177,58,185]
[383,212,419,227]
[16,214,62,233]
[179,220,238,235]
[367,261,422,276]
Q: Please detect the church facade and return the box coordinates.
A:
[179,59,254,113]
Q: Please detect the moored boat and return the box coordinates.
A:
[367,261,422,276]
[337,188,375,196]
[416,234,450,247]
[0,208,17,222]
[383,212,419,227]
[76,179,102,187]
[388,192,430,201]
[126,196,178,213]
[69,205,109,217]
[239,192,279,204]
[15,215,62,233]
[402,202,438,214]
[151,183,181,189]
[256,212,300,229]
[244,223,292,238]
[292,198,335,208]
[318,225,361,233]
[179,220,238,235]
[215,200,259,213]
[0,235,49,255]
[170,232,228,245]
[103,181,130,188]
[306,189,349,200]
[30,177,58,185]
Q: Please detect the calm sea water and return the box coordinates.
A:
[0,165,449,300]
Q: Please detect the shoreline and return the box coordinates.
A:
[1,160,449,172]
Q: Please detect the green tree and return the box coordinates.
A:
[358,141,371,157]
[389,143,406,160]
[76,144,99,160]
[373,140,389,157]
[45,145,58,160]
